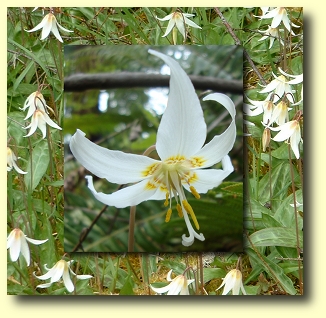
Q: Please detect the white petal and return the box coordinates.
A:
[184,17,201,29]
[185,158,233,193]
[50,23,64,43]
[62,269,75,292]
[36,282,53,289]
[190,94,236,168]
[9,236,21,262]
[24,117,39,137]
[149,50,207,160]
[150,283,171,294]
[25,17,47,32]
[161,19,176,37]
[43,113,62,130]
[56,22,73,33]
[25,237,48,245]
[12,161,27,174]
[174,17,186,38]
[40,19,52,40]
[85,176,157,208]
[166,269,173,282]
[156,13,173,21]
[19,236,31,266]
[272,121,296,142]
[76,274,93,280]
[70,129,159,184]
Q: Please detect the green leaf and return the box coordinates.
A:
[244,227,303,249]
[24,140,50,191]
[245,248,297,295]
[203,268,226,283]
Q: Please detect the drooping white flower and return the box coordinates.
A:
[156,11,201,39]
[269,100,291,126]
[25,13,73,43]
[244,93,274,125]
[255,7,300,33]
[259,68,303,104]
[7,228,48,266]
[7,147,27,174]
[69,49,236,247]
[34,259,92,293]
[24,108,62,139]
[270,119,302,159]
[150,269,194,295]
[20,91,48,119]
[258,25,283,49]
[216,269,247,295]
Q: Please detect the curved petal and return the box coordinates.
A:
[62,269,74,292]
[190,94,236,168]
[184,17,201,29]
[271,11,283,28]
[50,23,64,43]
[156,13,173,21]
[272,121,296,142]
[25,237,48,245]
[167,279,182,295]
[162,19,176,37]
[25,17,47,32]
[70,129,159,184]
[43,113,62,130]
[85,176,157,208]
[149,50,207,160]
[36,282,53,289]
[56,22,73,33]
[150,283,172,294]
[40,18,52,40]
[12,161,27,174]
[19,236,31,266]
[166,269,173,282]
[76,274,93,280]
[24,116,39,138]
[9,236,21,262]
[174,17,186,38]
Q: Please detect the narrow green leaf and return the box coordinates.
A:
[244,227,303,249]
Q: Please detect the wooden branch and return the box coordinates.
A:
[64,72,243,94]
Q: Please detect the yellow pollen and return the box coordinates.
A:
[145,181,157,190]
[182,200,199,230]
[190,157,206,168]
[176,204,183,218]
[164,155,186,165]
[164,193,169,207]
[190,186,200,199]
[142,163,160,177]
[165,208,172,223]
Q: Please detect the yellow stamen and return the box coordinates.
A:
[165,208,172,223]
[182,200,199,230]
[190,186,200,199]
[164,192,169,207]
[176,204,183,218]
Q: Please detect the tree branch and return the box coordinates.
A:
[64,72,243,94]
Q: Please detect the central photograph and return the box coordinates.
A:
[64,45,243,253]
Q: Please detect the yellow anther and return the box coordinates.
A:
[182,200,199,230]
[165,208,172,223]
[164,193,169,207]
[190,186,200,199]
[176,204,183,218]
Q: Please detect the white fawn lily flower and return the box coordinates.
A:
[20,91,48,119]
[34,260,92,293]
[156,11,201,40]
[270,119,302,159]
[69,49,236,247]
[7,147,27,174]
[24,108,62,139]
[244,93,274,125]
[150,269,194,295]
[7,228,48,266]
[255,7,300,33]
[258,25,282,49]
[216,269,247,295]
[269,100,292,126]
[25,13,73,43]
[259,68,303,104]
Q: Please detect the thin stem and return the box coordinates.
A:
[287,144,303,295]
